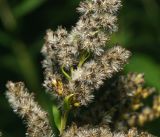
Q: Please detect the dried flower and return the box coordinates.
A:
[42,0,130,106]
[6,81,53,137]
[73,0,122,55]
[62,124,154,137]
[73,73,160,131]
[62,124,112,137]
[128,95,160,127]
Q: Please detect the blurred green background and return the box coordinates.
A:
[0,0,160,136]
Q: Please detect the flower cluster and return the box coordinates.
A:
[5,0,160,137]
[62,124,154,137]
[42,0,130,106]
[6,81,53,137]
[73,73,160,131]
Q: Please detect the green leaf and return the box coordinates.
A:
[126,54,160,90]
[52,105,61,131]
[13,0,46,18]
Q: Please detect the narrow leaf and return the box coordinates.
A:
[52,105,61,131]
[13,0,46,18]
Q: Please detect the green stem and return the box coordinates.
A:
[60,109,69,135]
[59,94,74,135]
[61,65,72,80]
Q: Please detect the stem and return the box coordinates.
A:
[61,65,72,80]
[60,109,69,135]
[59,94,74,135]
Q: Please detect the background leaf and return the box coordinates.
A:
[13,0,46,18]
[126,54,160,90]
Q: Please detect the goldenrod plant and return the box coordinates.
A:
[5,0,160,137]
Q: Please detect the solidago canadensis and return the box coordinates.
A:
[5,0,160,137]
